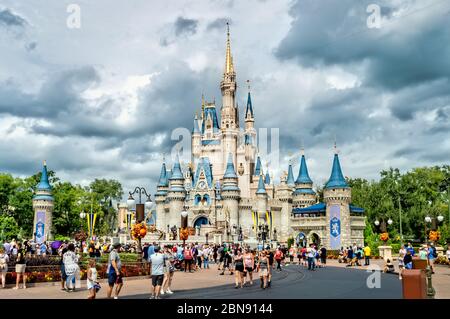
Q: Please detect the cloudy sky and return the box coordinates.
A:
[0,0,449,198]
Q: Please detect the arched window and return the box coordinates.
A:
[193,216,209,228]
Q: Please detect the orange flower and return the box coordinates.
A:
[379,232,389,242]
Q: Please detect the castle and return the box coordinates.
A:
[154,26,366,249]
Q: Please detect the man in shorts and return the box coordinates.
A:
[107,243,123,299]
[149,246,166,299]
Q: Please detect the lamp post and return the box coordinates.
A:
[127,187,152,223]
[180,211,189,247]
[127,187,152,254]
[80,192,97,241]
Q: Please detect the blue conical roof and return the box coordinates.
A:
[36,161,51,191]
[287,164,295,186]
[245,92,253,118]
[296,155,313,184]
[254,156,262,176]
[157,162,168,186]
[325,153,349,189]
[224,153,238,178]
[170,155,184,180]
[265,171,271,184]
[256,174,267,194]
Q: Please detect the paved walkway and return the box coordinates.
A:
[0,260,448,299]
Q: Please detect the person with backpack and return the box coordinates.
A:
[0,248,9,288]
[183,245,193,273]
[274,248,283,271]
[428,243,437,273]
[14,243,27,289]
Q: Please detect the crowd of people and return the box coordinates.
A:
[2,238,450,298]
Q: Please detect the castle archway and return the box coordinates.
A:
[193,216,209,228]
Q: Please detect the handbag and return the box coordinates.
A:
[94,283,101,292]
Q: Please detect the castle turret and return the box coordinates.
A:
[220,22,237,130]
[221,153,240,228]
[275,172,293,242]
[323,147,351,249]
[192,113,201,162]
[155,161,169,231]
[32,161,54,242]
[167,155,186,228]
[293,153,316,208]
[255,173,268,225]
[287,163,295,188]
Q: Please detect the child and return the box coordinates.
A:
[383,259,395,273]
[87,259,99,299]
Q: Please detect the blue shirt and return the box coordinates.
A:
[147,245,155,258]
[407,246,415,256]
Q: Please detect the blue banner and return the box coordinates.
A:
[329,205,341,249]
[35,211,45,244]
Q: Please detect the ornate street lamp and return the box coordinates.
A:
[180,211,189,246]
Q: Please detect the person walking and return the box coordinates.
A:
[86,258,99,299]
[14,243,27,289]
[307,244,316,271]
[257,251,269,289]
[320,246,327,267]
[106,243,123,299]
[63,243,79,292]
[363,245,371,266]
[183,245,193,273]
[149,246,166,299]
[161,247,174,295]
[243,249,254,286]
[289,246,296,264]
[0,248,9,288]
[398,245,407,280]
[274,248,283,271]
[203,245,210,269]
[233,249,244,289]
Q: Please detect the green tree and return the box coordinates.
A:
[0,215,20,241]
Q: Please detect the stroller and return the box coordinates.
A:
[174,252,184,271]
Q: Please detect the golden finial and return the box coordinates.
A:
[225,21,233,74]
[43,160,47,166]
[247,79,251,92]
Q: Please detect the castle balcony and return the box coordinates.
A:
[290,216,327,229]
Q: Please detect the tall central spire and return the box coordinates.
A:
[225,22,234,75]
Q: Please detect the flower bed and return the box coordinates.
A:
[2,261,149,285]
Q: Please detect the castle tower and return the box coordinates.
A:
[255,173,268,225]
[221,23,239,171]
[192,113,201,163]
[287,162,295,188]
[221,153,241,228]
[155,161,169,231]
[167,155,186,228]
[323,146,351,249]
[244,81,255,133]
[32,161,54,243]
[220,22,237,129]
[275,171,293,242]
[293,152,316,208]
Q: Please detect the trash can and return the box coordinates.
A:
[402,269,427,299]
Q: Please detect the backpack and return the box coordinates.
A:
[0,254,7,271]
[432,247,437,258]
[184,249,193,260]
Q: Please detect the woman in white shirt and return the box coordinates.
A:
[63,243,80,292]
[0,248,9,288]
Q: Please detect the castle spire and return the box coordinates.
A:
[325,151,348,189]
[287,162,295,187]
[256,173,267,194]
[37,160,51,191]
[296,153,313,185]
[224,22,234,75]
[245,79,254,119]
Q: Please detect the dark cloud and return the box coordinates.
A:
[207,18,231,31]
[275,0,450,90]
[0,8,27,28]
[174,17,198,37]
[387,78,450,121]
[0,66,100,119]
